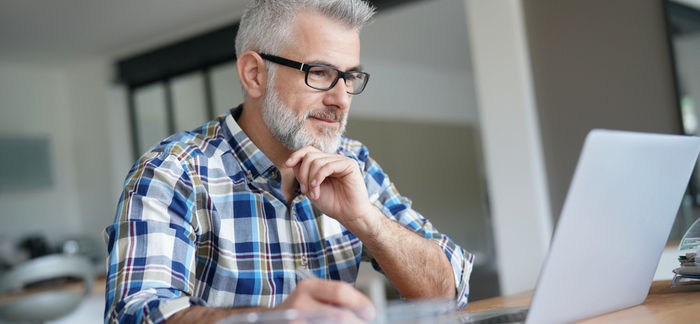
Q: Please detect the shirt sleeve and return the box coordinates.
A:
[357,146,475,309]
[104,152,205,324]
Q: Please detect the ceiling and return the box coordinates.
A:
[1,0,699,65]
[0,0,250,64]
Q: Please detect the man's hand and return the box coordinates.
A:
[285,146,378,235]
[167,279,375,324]
[277,278,376,322]
[285,146,456,301]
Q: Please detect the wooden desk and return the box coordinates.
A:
[465,280,700,323]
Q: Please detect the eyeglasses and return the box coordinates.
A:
[259,53,370,95]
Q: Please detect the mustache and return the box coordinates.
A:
[306,108,344,122]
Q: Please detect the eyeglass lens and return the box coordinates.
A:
[307,66,367,94]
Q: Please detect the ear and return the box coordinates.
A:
[237,51,268,99]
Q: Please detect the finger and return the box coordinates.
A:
[307,157,350,200]
[286,145,320,168]
[295,151,328,195]
[280,290,365,324]
[296,279,376,321]
[306,156,345,198]
[292,164,306,193]
[291,149,320,192]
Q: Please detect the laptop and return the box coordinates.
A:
[466,129,700,324]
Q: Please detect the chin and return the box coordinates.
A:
[313,135,342,154]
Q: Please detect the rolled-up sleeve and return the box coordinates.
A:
[353,145,474,309]
[104,153,205,323]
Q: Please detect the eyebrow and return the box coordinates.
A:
[307,60,363,72]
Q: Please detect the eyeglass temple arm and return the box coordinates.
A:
[258,53,305,71]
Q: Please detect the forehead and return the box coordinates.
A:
[282,10,361,69]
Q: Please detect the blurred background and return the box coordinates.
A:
[0,0,699,322]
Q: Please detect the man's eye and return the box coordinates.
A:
[310,70,328,77]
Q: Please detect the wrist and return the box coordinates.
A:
[346,205,384,243]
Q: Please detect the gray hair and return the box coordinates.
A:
[235,0,376,59]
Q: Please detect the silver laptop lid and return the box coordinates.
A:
[526,129,700,324]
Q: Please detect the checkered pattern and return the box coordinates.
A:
[104,106,473,323]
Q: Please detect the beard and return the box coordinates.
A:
[261,85,347,154]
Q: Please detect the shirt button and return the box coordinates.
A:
[270,172,278,180]
[299,256,308,267]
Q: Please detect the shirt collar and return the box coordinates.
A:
[222,105,277,180]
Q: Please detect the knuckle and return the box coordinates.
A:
[302,157,314,169]
[318,164,331,176]
[310,158,323,168]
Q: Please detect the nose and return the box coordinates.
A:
[322,77,352,111]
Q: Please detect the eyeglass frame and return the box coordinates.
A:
[258,53,370,95]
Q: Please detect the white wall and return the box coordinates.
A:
[0,58,131,253]
[0,63,82,242]
[353,0,478,125]
[63,58,132,246]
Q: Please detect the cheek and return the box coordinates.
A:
[286,93,325,114]
[273,78,326,112]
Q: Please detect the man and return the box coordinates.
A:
[104,1,473,323]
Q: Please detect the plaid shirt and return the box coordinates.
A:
[104,107,473,323]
